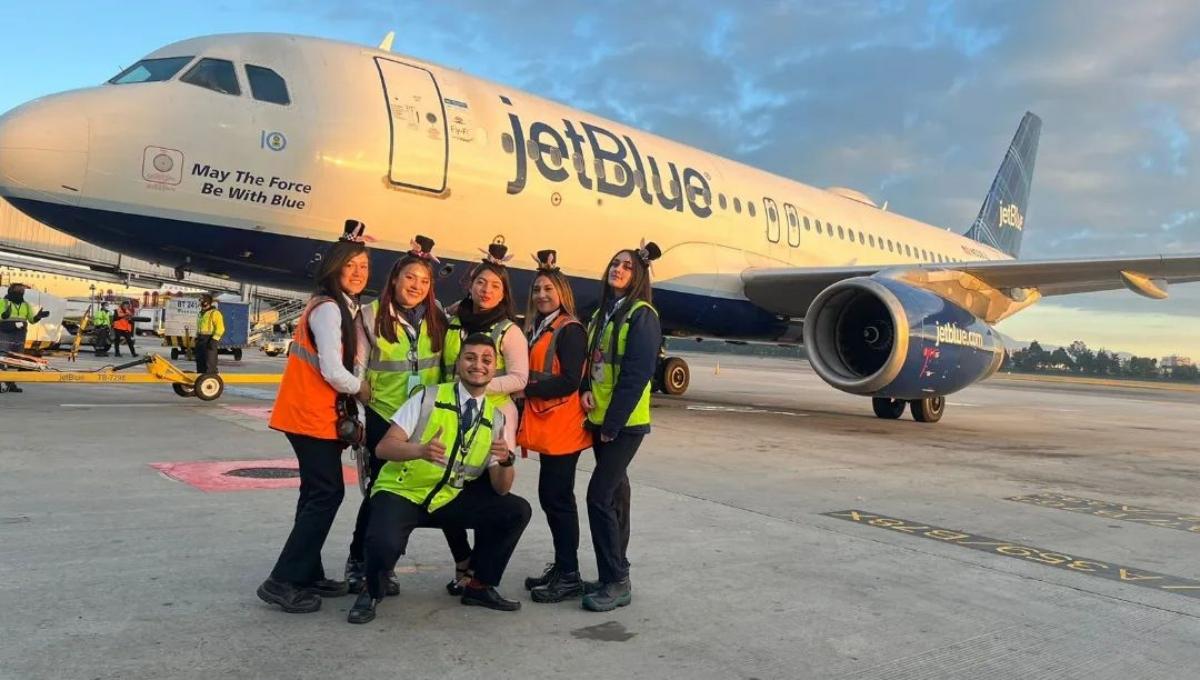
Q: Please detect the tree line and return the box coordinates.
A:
[1005,340,1199,382]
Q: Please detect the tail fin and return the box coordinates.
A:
[965,111,1041,258]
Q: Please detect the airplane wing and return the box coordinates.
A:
[741,254,1200,319]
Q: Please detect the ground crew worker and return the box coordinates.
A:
[112,301,137,357]
[344,235,448,597]
[92,304,113,357]
[579,241,663,612]
[0,283,48,393]
[517,251,593,603]
[349,333,531,624]
[439,241,529,595]
[257,232,371,614]
[195,293,224,374]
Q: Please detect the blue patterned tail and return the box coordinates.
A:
[965,112,1041,258]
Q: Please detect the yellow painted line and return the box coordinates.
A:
[991,372,1200,393]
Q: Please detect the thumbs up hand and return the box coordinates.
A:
[422,425,448,466]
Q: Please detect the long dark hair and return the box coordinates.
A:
[312,239,368,371]
[595,249,654,318]
[376,256,446,351]
[465,260,517,321]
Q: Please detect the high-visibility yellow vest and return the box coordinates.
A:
[365,299,442,420]
[93,309,111,327]
[197,307,225,339]
[586,300,658,428]
[441,316,513,408]
[372,383,501,512]
[0,300,36,321]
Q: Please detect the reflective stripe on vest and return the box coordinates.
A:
[372,382,501,512]
[586,300,658,429]
[365,300,443,419]
[268,297,340,440]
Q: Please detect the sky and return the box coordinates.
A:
[0,1,1198,358]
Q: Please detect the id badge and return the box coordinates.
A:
[590,349,606,382]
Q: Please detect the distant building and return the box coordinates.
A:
[1161,355,1194,369]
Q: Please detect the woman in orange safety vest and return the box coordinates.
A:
[518,250,593,604]
[258,224,371,615]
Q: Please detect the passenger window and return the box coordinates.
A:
[501,133,515,154]
[858,232,865,245]
[814,220,822,234]
[869,234,875,247]
[837,225,845,239]
[670,178,681,196]
[887,239,894,252]
[634,170,646,190]
[527,139,539,160]
[549,147,563,166]
[613,164,626,183]
[904,244,912,257]
[748,202,757,218]
[110,56,194,84]
[718,193,727,210]
[245,65,290,105]
[181,58,241,96]
[804,216,811,231]
[573,154,585,174]
[734,198,742,214]
[847,228,855,242]
[594,159,606,181]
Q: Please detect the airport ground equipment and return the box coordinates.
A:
[0,353,282,401]
[162,297,251,362]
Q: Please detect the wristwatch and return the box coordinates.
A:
[498,451,516,467]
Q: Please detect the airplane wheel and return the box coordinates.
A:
[170,348,180,360]
[194,373,225,402]
[910,396,945,423]
[660,357,690,396]
[265,350,280,358]
[172,382,195,398]
[872,397,906,419]
[232,348,243,361]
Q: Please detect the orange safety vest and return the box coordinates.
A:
[113,310,133,333]
[517,313,592,455]
[269,297,340,441]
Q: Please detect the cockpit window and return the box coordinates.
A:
[245,65,290,105]
[180,58,241,96]
[109,56,194,85]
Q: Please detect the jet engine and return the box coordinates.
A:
[802,277,1005,400]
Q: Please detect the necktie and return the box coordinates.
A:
[462,398,477,432]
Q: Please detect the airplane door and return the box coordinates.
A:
[783,203,801,247]
[374,58,448,193]
[762,197,781,243]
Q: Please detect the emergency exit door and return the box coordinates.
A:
[375,58,448,193]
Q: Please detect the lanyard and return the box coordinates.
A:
[530,310,560,347]
[453,388,484,457]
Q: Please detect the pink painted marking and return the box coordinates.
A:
[222,405,273,420]
[150,458,359,493]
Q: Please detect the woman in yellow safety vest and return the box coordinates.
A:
[579,240,662,613]
[440,240,529,595]
[344,235,448,596]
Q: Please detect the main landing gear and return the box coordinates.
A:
[872,396,945,423]
[654,354,690,396]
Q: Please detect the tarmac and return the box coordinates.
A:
[3,349,1200,679]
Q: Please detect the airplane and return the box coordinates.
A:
[1,32,1198,423]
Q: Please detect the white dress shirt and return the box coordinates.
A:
[391,383,513,463]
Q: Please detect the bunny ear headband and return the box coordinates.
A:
[407,235,440,264]
[532,249,560,273]
[635,238,662,266]
[479,238,514,266]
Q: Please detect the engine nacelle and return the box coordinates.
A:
[802,277,1005,400]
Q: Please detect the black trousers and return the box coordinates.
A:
[113,330,135,355]
[348,407,393,562]
[364,482,531,599]
[195,335,219,374]
[270,434,346,585]
[587,432,642,583]
[538,452,583,574]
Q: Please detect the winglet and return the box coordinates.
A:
[379,31,395,52]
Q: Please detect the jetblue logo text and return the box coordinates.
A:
[505,113,713,219]
[935,323,985,349]
[999,203,1024,231]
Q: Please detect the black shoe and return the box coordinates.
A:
[304,578,348,598]
[256,577,321,613]
[446,566,473,596]
[524,562,559,591]
[345,558,366,594]
[461,585,521,611]
[582,579,602,595]
[531,571,583,603]
[347,591,378,624]
[582,578,632,612]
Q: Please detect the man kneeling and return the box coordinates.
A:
[349,333,531,624]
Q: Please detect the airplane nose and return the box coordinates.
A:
[0,97,89,204]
